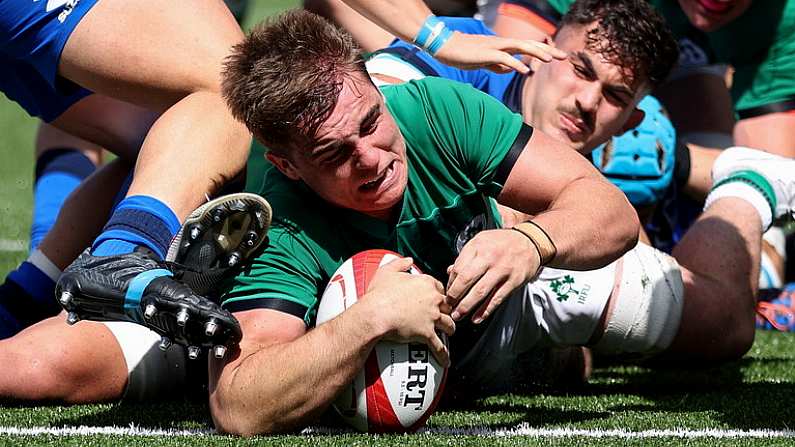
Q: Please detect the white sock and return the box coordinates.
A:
[704,182,772,231]
[28,248,62,282]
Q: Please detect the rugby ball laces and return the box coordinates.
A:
[316,249,448,433]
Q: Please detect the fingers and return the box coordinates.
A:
[487,51,530,75]
[440,300,453,315]
[450,270,502,321]
[506,39,567,61]
[431,276,445,294]
[483,38,566,74]
[446,259,487,304]
[427,333,450,368]
[470,279,515,324]
[380,256,414,273]
[435,313,456,337]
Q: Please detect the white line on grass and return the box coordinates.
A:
[0,239,26,252]
[0,425,214,437]
[416,425,795,438]
[4,425,791,439]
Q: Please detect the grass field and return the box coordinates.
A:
[2,2,795,445]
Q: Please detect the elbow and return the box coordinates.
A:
[623,208,641,252]
[211,399,258,437]
[212,407,281,437]
[613,197,640,256]
[594,197,639,267]
[210,394,304,437]
[210,391,266,437]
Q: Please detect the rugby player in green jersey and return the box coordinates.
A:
[209,10,639,434]
[0,0,575,414]
[203,10,795,434]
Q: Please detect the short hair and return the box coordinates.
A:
[559,0,679,89]
[222,9,367,155]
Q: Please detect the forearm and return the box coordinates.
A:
[211,304,383,435]
[339,0,431,42]
[532,177,639,270]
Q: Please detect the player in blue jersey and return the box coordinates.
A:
[487,0,794,320]
[309,0,681,218]
[0,0,250,349]
[0,0,249,341]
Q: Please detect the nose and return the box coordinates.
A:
[352,144,380,170]
[576,81,601,113]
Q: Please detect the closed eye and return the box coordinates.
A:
[360,105,380,136]
[604,89,630,107]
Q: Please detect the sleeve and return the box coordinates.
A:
[385,78,531,197]
[220,224,322,326]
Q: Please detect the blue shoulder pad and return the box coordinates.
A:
[591,95,676,207]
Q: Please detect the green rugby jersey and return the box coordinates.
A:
[529,0,795,115]
[223,77,530,326]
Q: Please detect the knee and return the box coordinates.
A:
[11,340,123,403]
[718,319,755,361]
[1,342,74,401]
[26,344,92,401]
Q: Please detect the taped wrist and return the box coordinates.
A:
[511,221,557,266]
[413,15,453,56]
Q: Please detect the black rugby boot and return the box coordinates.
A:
[166,192,272,299]
[56,248,241,359]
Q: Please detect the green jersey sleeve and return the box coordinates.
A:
[220,224,321,326]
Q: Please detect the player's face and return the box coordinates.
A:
[526,25,647,154]
[272,73,408,220]
[678,0,753,32]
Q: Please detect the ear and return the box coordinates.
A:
[267,153,301,181]
[620,108,645,134]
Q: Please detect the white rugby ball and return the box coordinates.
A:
[316,249,448,433]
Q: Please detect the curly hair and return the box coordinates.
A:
[221,9,367,155]
[560,0,679,88]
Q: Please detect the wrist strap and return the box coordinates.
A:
[512,221,557,266]
[413,15,453,56]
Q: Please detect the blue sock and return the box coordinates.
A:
[0,252,61,339]
[31,149,96,251]
[92,195,181,259]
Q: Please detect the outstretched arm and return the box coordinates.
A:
[447,129,639,323]
[209,258,453,436]
[499,129,640,269]
[339,0,566,73]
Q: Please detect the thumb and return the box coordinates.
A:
[379,256,414,273]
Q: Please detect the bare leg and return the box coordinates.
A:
[0,314,128,403]
[50,94,158,163]
[58,0,250,219]
[35,123,103,164]
[29,124,104,251]
[665,198,761,362]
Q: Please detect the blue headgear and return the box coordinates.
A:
[591,95,676,207]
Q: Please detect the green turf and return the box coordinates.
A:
[0,331,792,445]
[2,1,795,445]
